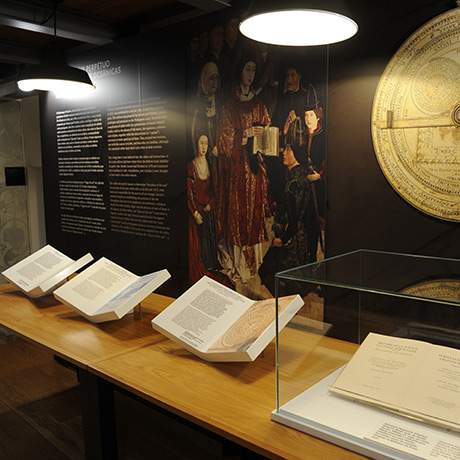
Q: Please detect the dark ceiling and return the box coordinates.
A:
[0,0,231,80]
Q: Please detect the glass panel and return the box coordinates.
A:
[277,250,460,306]
[275,275,348,410]
[275,250,460,413]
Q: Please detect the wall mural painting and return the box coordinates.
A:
[186,17,328,305]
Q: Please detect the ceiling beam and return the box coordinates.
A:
[142,9,211,32]
[141,0,230,33]
[0,1,117,45]
[179,0,231,12]
[0,40,39,64]
[0,80,19,98]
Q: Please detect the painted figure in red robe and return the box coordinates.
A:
[216,57,273,296]
[187,134,219,283]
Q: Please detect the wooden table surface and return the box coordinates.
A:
[0,284,174,367]
[90,322,361,459]
[0,284,363,459]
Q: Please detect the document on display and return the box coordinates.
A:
[330,333,460,432]
[2,245,93,298]
[54,257,170,322]
[152,275,303,362]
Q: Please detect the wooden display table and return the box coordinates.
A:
[90,334,359,460]
[0,285,362,460]
[0,284,172,366]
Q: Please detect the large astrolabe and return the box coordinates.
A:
[401,278,460,304]
[372,7,460,221]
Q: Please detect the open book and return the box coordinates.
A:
[54,258,171,323]
[330,333,460,432]
[151,276,303,362]
[253,126,279,156]
[2,245,93,298]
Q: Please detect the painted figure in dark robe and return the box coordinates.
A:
[303,104,325,261]
[205,24,224,71]
[273,66,308,138]
[260,142,319,293]
[284,88,325,262]
[220,17,243,98]
[253,42,279,118]
[191,61,220,153]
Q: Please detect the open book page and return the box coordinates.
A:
[278,368,460,460]
[152,276,252,352]
[39,253,94,294]
[253,126,279,156]
[330,333,460,431]
[95,270,170,315]
[54,258,137,314]
[402,343,460,430]
[2,245,73,292]
[331,333,427,408]
[207,296,296,354]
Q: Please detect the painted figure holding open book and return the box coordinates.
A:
[187,18,328,308]
[216,55,273,296]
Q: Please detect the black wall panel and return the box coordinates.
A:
[41,36,187,295]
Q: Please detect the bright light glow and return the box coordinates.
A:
[240,9,358,46]
[17,78,96,99]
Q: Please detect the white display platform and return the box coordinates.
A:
[272,369,460,460]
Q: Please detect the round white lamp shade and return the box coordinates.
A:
[240,1,358,46]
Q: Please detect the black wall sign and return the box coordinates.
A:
[41,36,187,295]
[5,167,26,186]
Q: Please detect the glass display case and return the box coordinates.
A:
[273,250,460,460]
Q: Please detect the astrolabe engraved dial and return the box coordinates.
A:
[220,299,275,349]
[371,8,460,222]
[211,297,291,352]
[401,279,460,304]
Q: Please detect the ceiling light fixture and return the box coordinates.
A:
[239,0,358,46]
[17,1,95,99]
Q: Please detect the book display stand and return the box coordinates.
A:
[133,304,143,320]
[273,250,460,460]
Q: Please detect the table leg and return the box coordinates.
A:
[79,369,118,460]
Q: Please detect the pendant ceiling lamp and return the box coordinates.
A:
[17,1,95,99]
[239,0,358,46]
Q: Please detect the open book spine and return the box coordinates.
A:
[330,386,460,433]
[95,269,171,323]
[39,253,94,295]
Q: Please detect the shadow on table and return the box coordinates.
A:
[31,295,62,308]
[161,341,305,385]
[4,290,62,309]
[53,310,159,341]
